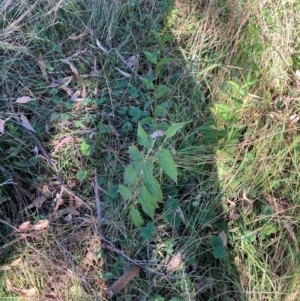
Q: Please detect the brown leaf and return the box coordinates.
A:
[59,85,73,96]
[242,190,253,215]
[26,195,47,209]
[18,221,31,232]
[227,199,240,220]
[42,184,52,198]
[48,76,73,88]
[68,30,88,40]
[127,55,139,69]
[84,240,100,266]
[15,96,33,103]
[20,113,35,132]
[71,90,81,101]
[23,287,37,297]
[68,206,80,216]
[60,59,79,77]
[53,136,74,153]
[81,86,87,98]
[0,257,22,271]
[38,52,49,83]
[166,252,182,274]
[218,231,227,247]
[31,219,49,231]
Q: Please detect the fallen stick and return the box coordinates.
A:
[106,265,139,298]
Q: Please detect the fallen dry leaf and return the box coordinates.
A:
[116,68,131,78]
[68,29,88,40]
[15,96,33,104]
[60,85,73,96]
[242,190,253,215]
[68,206,80,216]
[18,221,31,232]
[53,136,74,153]
[42,184,52,198]
[82,86,87,98]
[71,90,81,101]
[227,199,240,220]
[0,119,5,135]
[84,240,100,266]
[38,52,49,83]
[48,76,73,88]
[20,113,35,132]
[0,257,22,271]
[26,195,47,209]
[150,130,166,138]
[166,252,182,274]
[95,38,108,54]
[60,59,79,77]
[127,55,139,70]
[23,287,37,297]
[31,219,49,231]
[218,231,227,247]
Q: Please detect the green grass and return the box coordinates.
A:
[1,0,300,300]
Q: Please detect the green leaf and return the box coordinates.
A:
[76,170,87,181]
[137,124,153,149]
[212,245,227,259]
[119,185,132,200]
[166,122,186,138]
[107,185,119,200]
[210,236,223,247]
[141,76,155,89]
[156,58,174,75]
[158,148,178,183]
[142,160,163,203]
[132,160,145,173]
[143,50,158,64]
[155,84,170,100]
[80,140,91,156]
[138,185,158,219]
[152,30,162,45]
[129,87,139,98]
[163,198,181,228]
[130,208,144,227]
[198,208,217,224]
[155,105,168,117]
[140,222,156,240]
[128,107,143,122]
[124,165,138,185]
[149,295,164,301]
[128,145,144,161]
